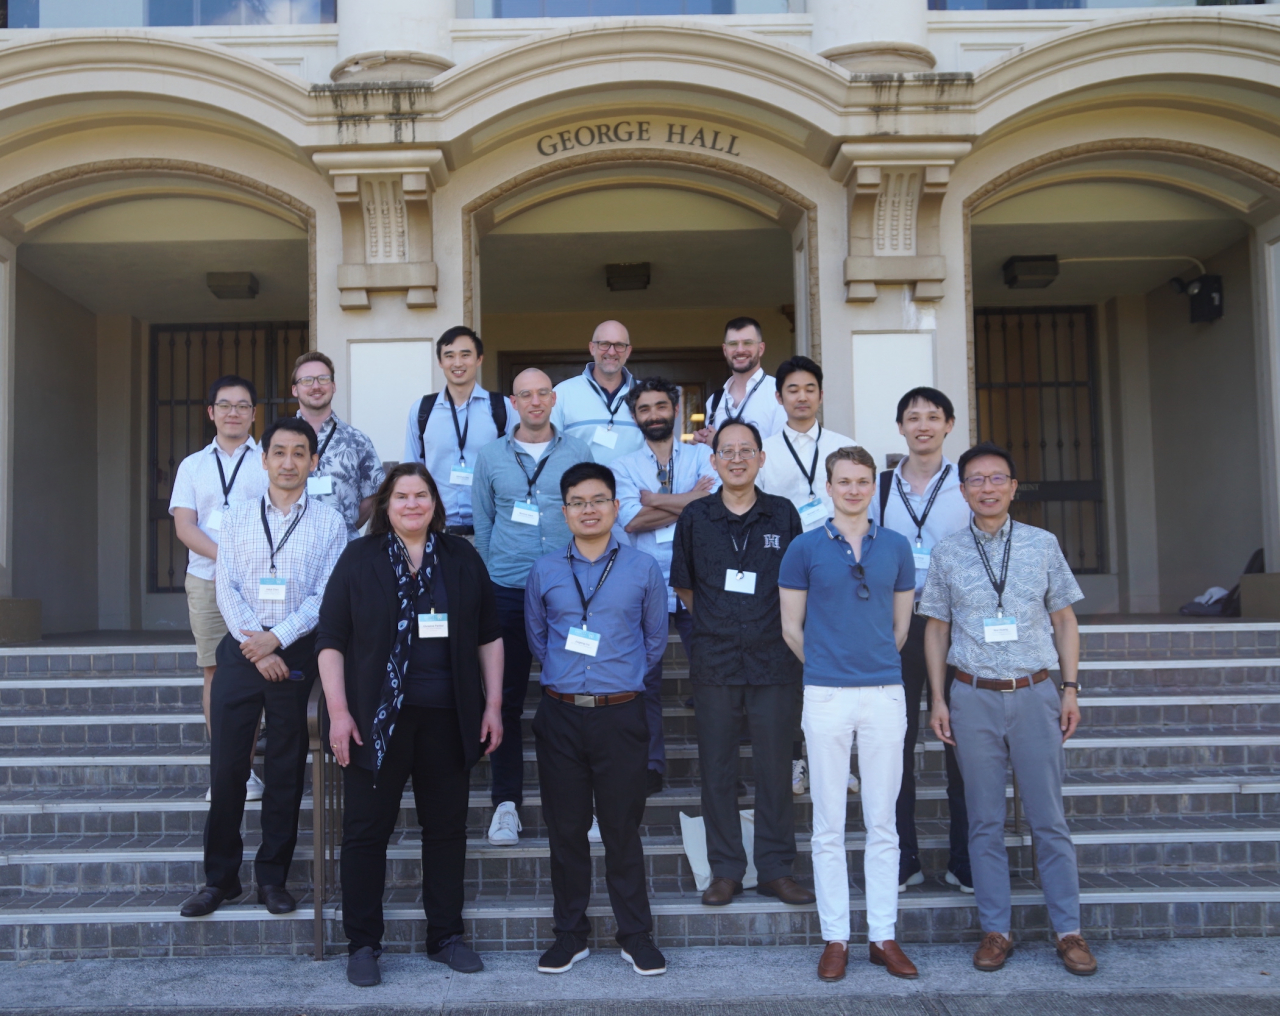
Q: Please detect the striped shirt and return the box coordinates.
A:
[549,363,643,466]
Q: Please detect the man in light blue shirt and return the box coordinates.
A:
[613,376,718,794]
[402,326,511,534]
[549,320,643,466]
[473,368,592,845]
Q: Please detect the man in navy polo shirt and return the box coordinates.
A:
[779,445,917,985]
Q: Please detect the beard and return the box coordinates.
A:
[732,356,761,375]
[641,418,675,442]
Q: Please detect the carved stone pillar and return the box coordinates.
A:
[312,150,449,310]
[831,142,972,303]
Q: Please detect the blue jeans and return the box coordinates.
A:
[490,585,533,807]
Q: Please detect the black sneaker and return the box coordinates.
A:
[537,932,589,974]
[347,946,381,987]
[646,769,664,797]
[428,933,484,973]
[619,931,667,976]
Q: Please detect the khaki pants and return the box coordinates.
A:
[184,573,228,668]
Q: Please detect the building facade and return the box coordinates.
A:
[0,0,1278,632]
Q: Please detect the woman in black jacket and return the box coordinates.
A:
[317,462,504,987]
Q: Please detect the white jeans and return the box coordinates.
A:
[801,683,906,944]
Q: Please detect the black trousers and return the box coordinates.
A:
[341,705,470,954]
[490,585,533,807]
[694,683,797,884]
[203,632,316,891]
[896,612,971,882]
[533,693,651,941]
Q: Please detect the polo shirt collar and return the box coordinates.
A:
[581,362,634,392]
[823,518,880,545]
[707,487,773,524]
[892,455,957,498]
[567,534,621,564]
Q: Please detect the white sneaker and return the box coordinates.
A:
[245,772,265,802]
[945,870,975,894]
[847,773,860,795]
[791,758,808,796]
[588,815,602,844]
[898,870,925,893]
[487,801,522,846]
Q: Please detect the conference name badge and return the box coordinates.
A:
[511,501,540,526]
[307,475,334,496]
[258,576,287,602]
[449,463,475,487]
[983,616,1019,643]
[798,498,826,532]
[724,569,757,595]
[913,548,932,571]
[206,509,223,532]
[418,613,449,638]
[592,426,618,449]
[566,626,601,657]
[655,523,675,544]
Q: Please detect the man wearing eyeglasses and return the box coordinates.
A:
[669,420,814,909]
[919,442,1093,977]
[473,369,592,846]
[292,351,384,541]
[550,320,643,466]
[691,317,787,445]
[612,377,719,796]
[524,462,669,977]
[779,446,918,984]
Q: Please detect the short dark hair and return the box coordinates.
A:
[368,462,447,536]
[560,461,616,501]
[896,386,955,424]
[958,441,1017,481]
[625,376,680,414]
[261,416,318,456]
[208,374,256,407]
[825,445,875,483]
[711,419,763,453]
[775,355,823,391]
[723,316,762,341]
[437,326,483,360]
[293,350,334,383]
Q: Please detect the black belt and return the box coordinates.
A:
[445,525,475,536]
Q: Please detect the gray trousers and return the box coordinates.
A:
[949,676,1080,935]
[693,683,797,884]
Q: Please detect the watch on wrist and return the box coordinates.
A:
[1061,681,1080,691]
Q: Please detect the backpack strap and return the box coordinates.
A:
[708,388,724,429]
[878,470,894,526]
[489,391,508,437]
[417,392,439,461]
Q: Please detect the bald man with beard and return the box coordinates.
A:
[474,368,594,845]
[550,320,644,466]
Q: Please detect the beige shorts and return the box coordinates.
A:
[184,573,228,668]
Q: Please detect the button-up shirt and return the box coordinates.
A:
[402,384,509,526]
[215,492,347,650]
[525,537,668,695]
[872,456,970,599]
[918,518,1084,682]
[168,437,268,582]
[614,440,719,612]
[550,364,644,466]
[472,427,593,589]
[669,489,802,686]
[706,367,787,440]
[758,423,858,529]
[304,412,385,541]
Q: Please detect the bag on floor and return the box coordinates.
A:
[678,810,758,891]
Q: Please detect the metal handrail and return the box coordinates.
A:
[306,680,341,961]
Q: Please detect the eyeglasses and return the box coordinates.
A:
[656,463,671,494]
[591,340,630,353]
[564,497,614,512]
[514,388,554,399]
[963,473,1012,489]
[295,375,333,388]
[213,401,253,413]
[715,448,759,461]
[851,561,871,601]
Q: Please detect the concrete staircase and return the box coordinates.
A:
[0,622,1276,959]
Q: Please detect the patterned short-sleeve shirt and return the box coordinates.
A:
[918,517,1083,681]
[306,413,385,540]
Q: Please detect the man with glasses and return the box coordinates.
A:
[920,442,1094,976]
[525,462,669,976]
[669,421,815,908]
[473,368,592,846]
[692,317,786,445]
[169,374,269,803]
[779,446,918,983]
[613,377,718,796]
[550,320,643,466]
[292,351,384,541]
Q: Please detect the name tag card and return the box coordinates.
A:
[418,613,449,638]
[450,463,474,487]
[566,627,601,656]
[798,498,826,532]
[592,426,618,449]
[307,475,334,496]
[984,616,1019,643]
[724,569,757,595]
[913,548,932,571]
[655,523,676,544]
[206,509,223,532]
[258,576,287,601]
[511,501,540,526]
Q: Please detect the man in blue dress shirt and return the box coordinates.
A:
[525,462,669,977]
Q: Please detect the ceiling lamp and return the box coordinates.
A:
[1002,255,1058,289]
[207,272,260,300]
[606,262,650,292]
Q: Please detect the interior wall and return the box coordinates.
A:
[97,315,142,630]
[1147,238,1263,611]
[12,268,99,634]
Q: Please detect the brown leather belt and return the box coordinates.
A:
[955,669,1049,693]
[543,689,640,708]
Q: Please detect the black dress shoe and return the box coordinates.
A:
[180,881,241,917]
[258,885,296,915]
[348,946,381,987]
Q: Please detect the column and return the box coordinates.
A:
[334,0,455,82]
[808,0,933,72]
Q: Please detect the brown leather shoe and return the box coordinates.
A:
[817,941,848,982]
[869,940,918,980]
[756,876,817,905]
[1056,934,1097,976]
[972,932,1013,971]
[700,877,743,906]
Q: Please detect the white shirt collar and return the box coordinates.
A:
[206,436,258,459]
[783,421,820,444]
[723,366,765,394]
[892,454,957,498]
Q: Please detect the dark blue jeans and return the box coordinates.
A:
[490,584,534,808]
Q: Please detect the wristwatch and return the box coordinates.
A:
[1061,681,1080,691]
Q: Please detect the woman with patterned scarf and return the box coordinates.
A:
[317,461,504,987]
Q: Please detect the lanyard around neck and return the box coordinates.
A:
[781,425,821,498]
[567,544,620,627]
[587,373,629,429]
[215,444,249,508]
[512,441,551,501]
[971,520,1013,614]
[445,390,471,464]
[314,418,338,468]
[260,495,308,575]
[895,465,952,546]
[727,517,755,579]
[716,373,765,427]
